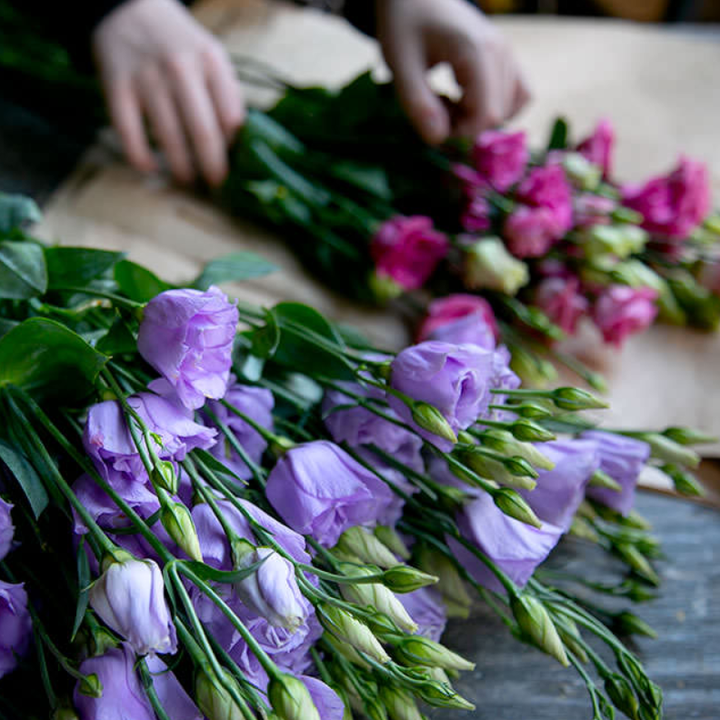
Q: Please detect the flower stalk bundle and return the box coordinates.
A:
[0,195,713,720]
[223,71,720,389]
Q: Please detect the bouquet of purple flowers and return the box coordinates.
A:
[0,193,713,720]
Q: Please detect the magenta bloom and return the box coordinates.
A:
[389,341,495,450]
[370,216,449,291]
[84,393,216,480]
[300,676,346,720]
[574,193,616,228]
[593,285,658,347]
[398,586,447,642]
[472,130,529,192]
[417,294,499,349]
[205,379,274,479]
[535,276,589,335]
[622,156,710,239]
[518,439,599,532]
[322,383,424,473]
[450,493,563,593]
[577,118,615,179]
[460,195,492,233]
[0,499,14,562]
[504,205,561,258]
[583,431,650,516]
[265,441,394,546]
[0,581,31,680]
[138,286,239,410]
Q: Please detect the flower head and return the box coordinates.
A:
[577,118,615,179]
[535,276,589,336]
[504,205,561,258]
[138,286,239,410]
[0,580,31,680]
[462,237,530,294]
[417,294,499,349]
[593,285,658,347]
[472,130,529,192]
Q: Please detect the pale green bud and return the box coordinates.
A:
[661,463,705,497]
[268,673,321,720]
[455,448,537,491]
[615,543,659,585]
[509,346,558,388]
[339,565,418,633]
[393,635,475,671]
[324,631,370,669]
[416,681,475,710]
[52,707,80,720]
[382,565,438,594]
[410,402,457,444]
[462,237,530,296]
[584,224,649,260]
[151,460,178,495]
[195,669,246,720]
[604,673,640,720]
[269,435,295,458]
[479,429,556,470]
[568,517,599,543]
[556,619,588,663]
[379,685,424,720]
[511,594,569,667]
[335,527,400,569]
[562,152,602,190]
[663,426,717,446]
[551,387,609,411]
[507,419,556,443]
[634,433,700,469]
[416,546,472,617]
[317,604,390,664]
[614,611,657,639]
[588,468,622,492]
[78,673,103,698]
[369,272,404,303]
[493,488,542,528]
[704,213,720,234]
[161,502,203,562]
[374,526,411,560]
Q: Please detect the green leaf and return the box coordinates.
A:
[328,160,391,200]
[72,538,91,641]
[0,193,42,234]
[0,241,48,298]
[96,314,138,355]
[45,247,125,289]
[0,318,19,340]
[192,448,248,485]
[0,318,109,402]
[250,311,280,359]
[548,117,570,151]
[192,252,278,291]
[0,438,49,518]
[114,260,170,303]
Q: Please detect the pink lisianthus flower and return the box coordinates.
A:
[593,285,659,347]
[370,216,449,291]
[574,193,616,228]
[417,294,499,348]
[535,276,589,336]
[622,156,710,240]
[516,164,573,238]
[503,205,559,258]
[472,130,529,192]
[460,196,491,233]
[577,118,615,179]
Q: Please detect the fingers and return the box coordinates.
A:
[204,49,246,142]
[107,78,156,173]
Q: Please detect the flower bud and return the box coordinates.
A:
[454,447,536,491]
[462,238,530,296]
[374,526,411,560]
[324,631,370,669]
[379,685,423,720]
[493,488,542,528]
[415,681,475,710]
[604,673,640,720]
[195,668,246,720]
[615,543,659,585]
[507,419,556,443]
[510,347,558,388]
[662,426,716,446]
[339,564,418,633]
[52,706,80,720]
[584,224,648,260]
[588,468,622,492]
[661,464,705,497]
[633,433,700,469]
[479,429,556,470]
[614,611,657,639]
[508,402,553,419]
[393,635,475,671]
[568,517,599,543]
[78,673,103,698]
[611,206,644,225]
[562,152,602,190]
[369,272,404,303]
[510,594,569,667]
[551,387,609,411]
[416,546,472,618]
[410,402,457,444]
[151,460,178,495]
[269,435,296,458]
[268,673,321,720]
[557,619,588,663]
[317,604,390,664]
[335,527,400,569]
[382,566,439,594]
[161,502,203,562]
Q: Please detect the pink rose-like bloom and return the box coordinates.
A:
[370,216,449,291]
[418,294,499,348]
[574,193,616,228]
[138,286,239,410]
[577,118,615,179]
[451,163,486,194]
[503,205,559,258]
[460,196,491,233]
[535,276,589,335]
[593,285,659,347]
[622,156,710,239]
[472,130,529,192]
[516,164,573,236]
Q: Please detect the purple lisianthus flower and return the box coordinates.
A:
[322,383,424,473]
[0,581,31,680]
[398,586,447,642]
[265,441,395,547]
[450,492,563,593]
[518,439,599,532]
[582,431,650,516]
[145,654,204,720]
[84,393,216,480]
[89,555,177,656]
[487,345,521,421]
[0,499,14,561]
[138,286,239,410]
[389,341,495,451]
[300,676,346,720]
[205,379,274,479]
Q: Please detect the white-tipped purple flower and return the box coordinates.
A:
[389,341,495,451]
[265,441,395,547]
[582,431,650,516]
[0,499,14,561]
[89,554,177,656]
[0,580,31,680]
[138,286,239,410]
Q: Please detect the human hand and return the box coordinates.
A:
[92,0,244,186]
[375,0,530,145]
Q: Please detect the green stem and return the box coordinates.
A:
[51,286,144,310]
[220,400,285,445]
